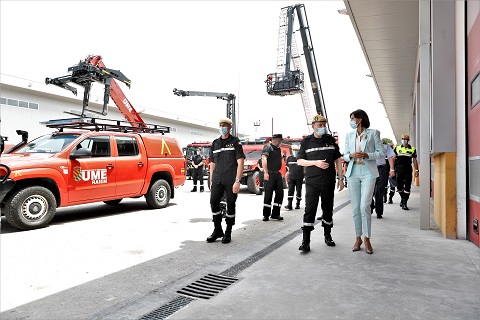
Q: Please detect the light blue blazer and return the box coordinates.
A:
[344,129,385,178]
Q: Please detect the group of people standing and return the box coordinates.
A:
[202,112,418,255]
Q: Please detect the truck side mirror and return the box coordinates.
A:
[70,148,92,159]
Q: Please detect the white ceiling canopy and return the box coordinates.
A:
[344,0,419,142]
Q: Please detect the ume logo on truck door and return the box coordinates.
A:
[73,166,108,184]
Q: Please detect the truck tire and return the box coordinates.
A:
[4,186,57,230]
[104,199,123,205]
[247,171,262,195]
[145,179,171,209]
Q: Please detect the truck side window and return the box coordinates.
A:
[76,136,111,157]
[115,136,139,156]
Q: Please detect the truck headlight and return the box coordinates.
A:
[243,165,251,170]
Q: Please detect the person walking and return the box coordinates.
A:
[262,134,285,221]
[394,134,419,210]
[387,143,397,204]
[370,140,396,218]
[191,148,205,192]
[297,115,344,252]
[207,118,245,244]
[284,144,304,210]
[344,109,385,254]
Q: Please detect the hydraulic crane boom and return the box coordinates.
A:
[46,55,147,129]
[173,88,237,136]
[266,4,328,123]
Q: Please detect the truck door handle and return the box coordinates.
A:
[106,164,115,169]
[138,162,144,167]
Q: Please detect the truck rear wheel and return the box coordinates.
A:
[145,179,171,209]
[4,186,57,230]
[247,171,262,195]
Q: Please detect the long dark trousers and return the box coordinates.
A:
[192,167,204,186]
[210,182,237,226]
[263,172,284,217]
[303,182,335,228]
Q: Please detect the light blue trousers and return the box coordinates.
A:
[348,164,377,238]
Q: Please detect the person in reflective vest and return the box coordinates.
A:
[394,134,419,210]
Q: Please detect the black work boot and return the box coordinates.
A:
[388,194,393,204]
[284,200,293,210]
[206,216,224,242]
[402,200,409,210]
[200,186,204,192]
[324,227,336,247]
[191,186,197,192]
[299,227,311,252]
[222,225,232,243]
[295,200,301,209]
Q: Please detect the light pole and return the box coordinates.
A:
[254,120,261,140]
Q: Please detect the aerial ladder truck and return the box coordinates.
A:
[172,88,237,136]
[266,3,329,131]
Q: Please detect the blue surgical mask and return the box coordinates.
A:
[350,120,358,129]
[401,139,408,145]
[292,151,298,157]
[316,127,326,136]
[219,127,229,136]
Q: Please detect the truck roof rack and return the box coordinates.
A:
[40,117,170,135]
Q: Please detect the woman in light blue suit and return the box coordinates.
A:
[344,109,385,254]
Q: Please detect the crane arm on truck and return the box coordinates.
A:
[266,4,328,129]
[173,88,237,136]
[46,55,147,129]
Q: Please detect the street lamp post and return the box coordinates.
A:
[254,120,261,140]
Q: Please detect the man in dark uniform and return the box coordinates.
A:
[284,144,304,210]
[207,118,245,244]
[261,134,285,221]
[394,134,419,210]
[370,140,396,218]
[191,148,205,192]
[297,115,344,251]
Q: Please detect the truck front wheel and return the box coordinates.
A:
[247,172,262,195]
[145,179,171,209]
[4,186,57,230]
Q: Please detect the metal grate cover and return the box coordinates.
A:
[176,274,239,300]
[138,296,194,320]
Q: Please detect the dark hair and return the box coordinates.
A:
[350,109,370,128]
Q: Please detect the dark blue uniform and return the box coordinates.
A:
[285,154,304,209]
[262,143,284,219]
[191,154,204,189]
[297,134,342,230]
[209,135,245,226]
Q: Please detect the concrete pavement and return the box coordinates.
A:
[168,186,480,320]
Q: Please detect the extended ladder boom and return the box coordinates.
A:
[46,55,147,129]
[173,88,237,136]
[266,4,328,123]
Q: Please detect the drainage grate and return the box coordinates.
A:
[176,274,239,300]
[138,296,194,320]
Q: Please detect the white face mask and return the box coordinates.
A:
[316,127,326,136]
[219,127,229,136]
[401,139,408,145]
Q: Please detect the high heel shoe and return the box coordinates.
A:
[352,237,362,252]
[364,236,373,254]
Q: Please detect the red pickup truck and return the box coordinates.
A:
[0,120,186,230]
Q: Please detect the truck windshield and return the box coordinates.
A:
[245,150,263,160]
[15,134,79,154]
